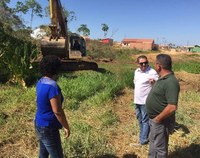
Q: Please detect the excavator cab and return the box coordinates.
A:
[69,34,86,59]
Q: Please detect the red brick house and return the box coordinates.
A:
[122,38,155,50]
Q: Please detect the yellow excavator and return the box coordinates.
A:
[40,0,98,71]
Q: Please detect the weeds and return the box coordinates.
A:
[59,71,126,109]
[0,52,200,157]
[62,121,113,157]
[98,109,119,127]
[0,69,127,157]
[173,61,200,74]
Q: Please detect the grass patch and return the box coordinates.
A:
[59,71,126,110]
[98,109,119,127]
[0,69,127,157]
[62,121,113,157]
[173,62,200,74]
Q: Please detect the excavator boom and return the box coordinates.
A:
[41,0,69,58]
[49,0,67,38]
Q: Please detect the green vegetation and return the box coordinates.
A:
[1,52,200,157]
[168,90,200,158]
[0,67,130,157]
[77,24,90,36]
[101,23,109,38]
[87,40,143,61]
[59,71,126,110]
[0,0,41,87]
[173,62,200,74]
[0,26,39,87]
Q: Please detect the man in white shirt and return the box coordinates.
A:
[133,55,158,145]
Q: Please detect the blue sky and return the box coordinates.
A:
[10,0,200,46]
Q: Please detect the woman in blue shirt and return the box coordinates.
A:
[35,55,70,158]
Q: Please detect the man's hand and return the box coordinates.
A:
[153,104,177,124]
[149,78,155,84]
[153,116,161,124]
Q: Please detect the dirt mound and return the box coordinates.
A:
[175,71,200,92]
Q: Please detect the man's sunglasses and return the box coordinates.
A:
[139,61,148,66]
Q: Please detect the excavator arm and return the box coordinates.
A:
[49,0,67,39]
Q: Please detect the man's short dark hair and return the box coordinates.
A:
[136,55,148,63]
[40,55,61,77]
[156,54,172,71]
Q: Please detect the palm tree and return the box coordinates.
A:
[101,23,109,38]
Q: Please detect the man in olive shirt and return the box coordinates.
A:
[146,54,180,158]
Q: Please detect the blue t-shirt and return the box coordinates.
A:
[35,77,63,128]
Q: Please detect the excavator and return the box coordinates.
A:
[40,0,98,71]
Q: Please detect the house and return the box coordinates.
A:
[101,38,113,46]
[31,28,46,39]
[183,45,200,52]
[189,45,200,52]
[121,38,155,51]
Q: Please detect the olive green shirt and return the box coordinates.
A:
[146,73,180,119]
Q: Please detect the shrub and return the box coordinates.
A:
[0,26,39,87]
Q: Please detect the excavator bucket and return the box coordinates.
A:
[41,37,69,59]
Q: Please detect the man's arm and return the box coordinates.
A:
[154,104,177,123]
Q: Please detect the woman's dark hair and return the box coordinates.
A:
[136,55,148,63]
[40,55,61,77]
[156,54,172,71]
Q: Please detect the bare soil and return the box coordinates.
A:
[110,88,149,158]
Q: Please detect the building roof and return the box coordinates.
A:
[122,38,154,43]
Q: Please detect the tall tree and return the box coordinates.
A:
[15,0,43,28]
[77,24,90,36]
[27,0,42,27]
[101,23,109,38]
[0,0,11,8]
[66,10,76,23]
[0,0,39,87]
[0,0,25,32]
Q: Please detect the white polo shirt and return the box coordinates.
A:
[134,66,158,105]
